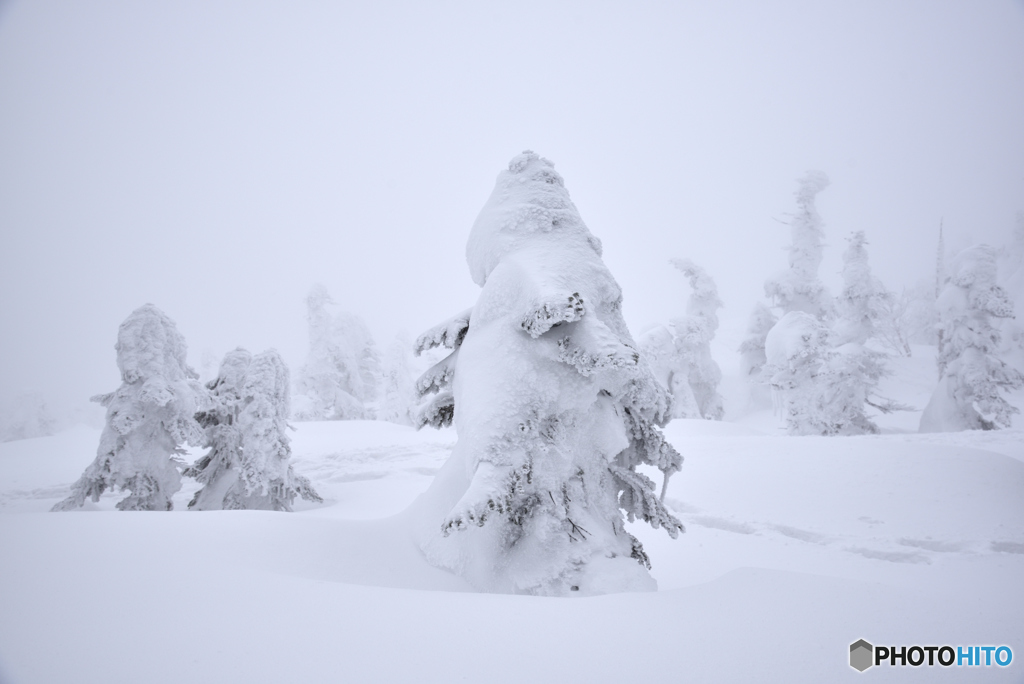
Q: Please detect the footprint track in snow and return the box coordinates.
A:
[663,498,1014,563]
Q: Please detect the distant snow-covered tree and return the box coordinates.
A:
[639,259,723,420]
[997,212,1024,363]
[188,348,321,511]
[378,333,417,426]
[1,392,57,442]
[764,171,832,319]
[294,284,381,420]
[833,231,888,346]
[738,302,777,409]
[410,151,683,596]
[921,245,1024,432]
[53,304,205,511]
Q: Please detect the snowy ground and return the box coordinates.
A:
[1,354,1023,683]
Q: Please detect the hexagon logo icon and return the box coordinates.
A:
[850,639,873,672]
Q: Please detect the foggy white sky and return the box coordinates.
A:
[1,0,1023,418]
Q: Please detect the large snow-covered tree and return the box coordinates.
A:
[640,259,723,420]
[294,284,381,420]
[53,304,206,511]
[764,171,831,319]
[409,151,683,596]
[921,244,1023,431]
[188,348,321,511]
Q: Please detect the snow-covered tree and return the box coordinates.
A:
[378,333,417,426]
[764,171,832,318]
[834,231,889,346]
[188,348,321,511]
[410,151,683,596]
[294,284,381,420]
[738,302,777,409]
[764,308,904,436]
[53,304,205,511]
[997,212,1024,364]
[920,245,1023,431]
[639,259,723,420]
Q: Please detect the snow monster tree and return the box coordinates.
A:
[53,304,206,511]
[921,244,1023,431]
[409,151,683,596]
[188,348,321,511]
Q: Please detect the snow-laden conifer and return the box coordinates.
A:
[53,305,205,511]
[294,284,381,420]
[834,232,888,346]
[738,302,777,409]
[764,171,831,318]
[920,245,1023,431]
[640,259,723,420]
[409,151,683,595]
[188,348,321,510]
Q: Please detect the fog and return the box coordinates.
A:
[1,0,1022,421]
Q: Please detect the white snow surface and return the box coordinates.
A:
[2,411,1023,683]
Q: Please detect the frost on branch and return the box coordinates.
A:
[414,309,471,355]
[921,244,1023,432]
[188,348,320,511]
[53,304,205,511]
[409,151,683,596]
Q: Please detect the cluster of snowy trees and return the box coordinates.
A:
[743,171,902,435]
[742,172,1022,435]
[54,304,321,512]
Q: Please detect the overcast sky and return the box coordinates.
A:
[1,0,1022,418]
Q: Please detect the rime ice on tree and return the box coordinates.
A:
[294,284,381,420]
[188,349,321,511]
[640,259,724,420]
[764,171,831,318]
[921,245,1023,432]
[53,304,205,511]
[409,151,683,596]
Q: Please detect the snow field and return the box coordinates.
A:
[1,415,1022,683]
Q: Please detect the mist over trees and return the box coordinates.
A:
[750,175,918,435]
